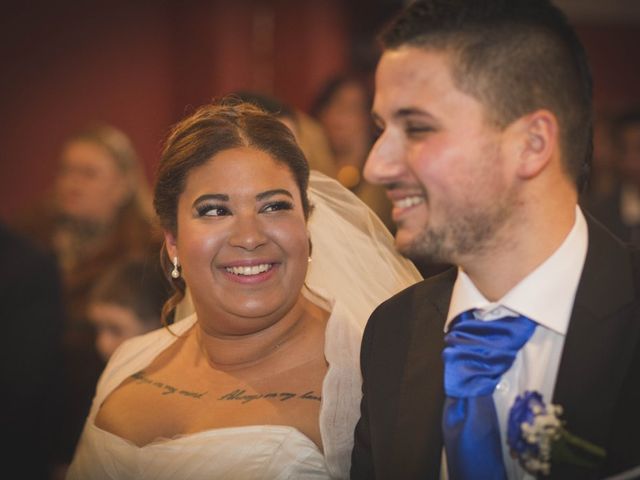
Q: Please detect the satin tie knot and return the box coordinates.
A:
[442,309,536,480]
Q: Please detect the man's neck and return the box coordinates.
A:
[460,202,578,302]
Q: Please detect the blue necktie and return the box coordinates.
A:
[442,309,537,479]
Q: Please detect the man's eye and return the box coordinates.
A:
[405,125,434,137]
[195,204,230,217]
[262,201,293,213]
[372,126,384,141]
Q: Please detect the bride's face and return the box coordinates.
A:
[165,146,310,335]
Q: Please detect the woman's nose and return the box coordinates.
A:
[228,215,268,251]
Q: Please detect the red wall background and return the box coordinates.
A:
[1,1,639,222]
[0,0,349,222]
[579,25,640,111]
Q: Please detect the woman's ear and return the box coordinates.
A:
[164,230,178,260]
[514,109,559,179]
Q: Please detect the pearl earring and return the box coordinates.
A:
[171,256,180,279]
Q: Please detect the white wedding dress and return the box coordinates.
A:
[67,172,422,480]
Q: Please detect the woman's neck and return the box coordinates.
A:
[195,295,314,371]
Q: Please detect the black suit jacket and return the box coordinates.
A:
[583,182,640,246]
[351,215,640,479]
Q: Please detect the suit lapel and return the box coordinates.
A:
[391,269,456,478]
[551,215,638,477]
[378,217,636,478]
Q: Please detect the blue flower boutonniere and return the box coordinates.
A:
[507,391,606,475]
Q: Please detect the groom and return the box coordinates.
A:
[351,0,640,479]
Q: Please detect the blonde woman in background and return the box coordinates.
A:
[16,124,161,471]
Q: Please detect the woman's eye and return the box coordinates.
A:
[195,204,230,217]
[262,201,293,213]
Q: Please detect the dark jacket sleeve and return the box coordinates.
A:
[351,306,377,479]
[603,247,640,474]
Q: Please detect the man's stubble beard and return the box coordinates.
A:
[398,188,518,266]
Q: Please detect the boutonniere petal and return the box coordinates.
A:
[507,391,606,475]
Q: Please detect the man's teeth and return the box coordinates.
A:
[395,196,423,209]
[225,264,273,276]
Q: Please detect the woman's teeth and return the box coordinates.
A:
[225,264,273,276]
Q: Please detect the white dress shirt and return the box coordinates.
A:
[444,206,589,479]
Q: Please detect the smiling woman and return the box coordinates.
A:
[166,147,310,335]
[67,100,422,480]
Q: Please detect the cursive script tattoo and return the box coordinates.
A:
[218,389,322,404]
[131,371,208,399]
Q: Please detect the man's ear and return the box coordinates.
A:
[164,230,178,260]
[511,109,559,180]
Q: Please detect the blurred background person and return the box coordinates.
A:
[88,258,170,362]
[311,74,393,231]
[13,124,161,469]
[0,222,65,480]
[235,90,337,179]
[581,115,618,203]
[585,108,640,245]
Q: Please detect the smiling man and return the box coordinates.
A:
[351,1,640,479]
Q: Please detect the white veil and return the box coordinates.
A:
[303,171,422,479]
[305,170,421,325]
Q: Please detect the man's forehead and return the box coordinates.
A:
[377,47,453,80]
[373,47,457,118]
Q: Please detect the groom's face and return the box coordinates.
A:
[365,46,516,264]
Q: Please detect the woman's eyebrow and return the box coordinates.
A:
[192,193,229,206]
[256,189,294,201]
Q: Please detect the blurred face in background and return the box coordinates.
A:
[55,140,130,224]
[318,81,371,160]
[618,123,640,186]
[89,302,151,361]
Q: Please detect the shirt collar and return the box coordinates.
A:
[445,207,588,334]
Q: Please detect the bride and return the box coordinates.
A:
[67,101,421,479]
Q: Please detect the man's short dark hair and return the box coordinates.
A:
[380,0,593,191]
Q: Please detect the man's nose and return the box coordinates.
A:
[364,131,405,185]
